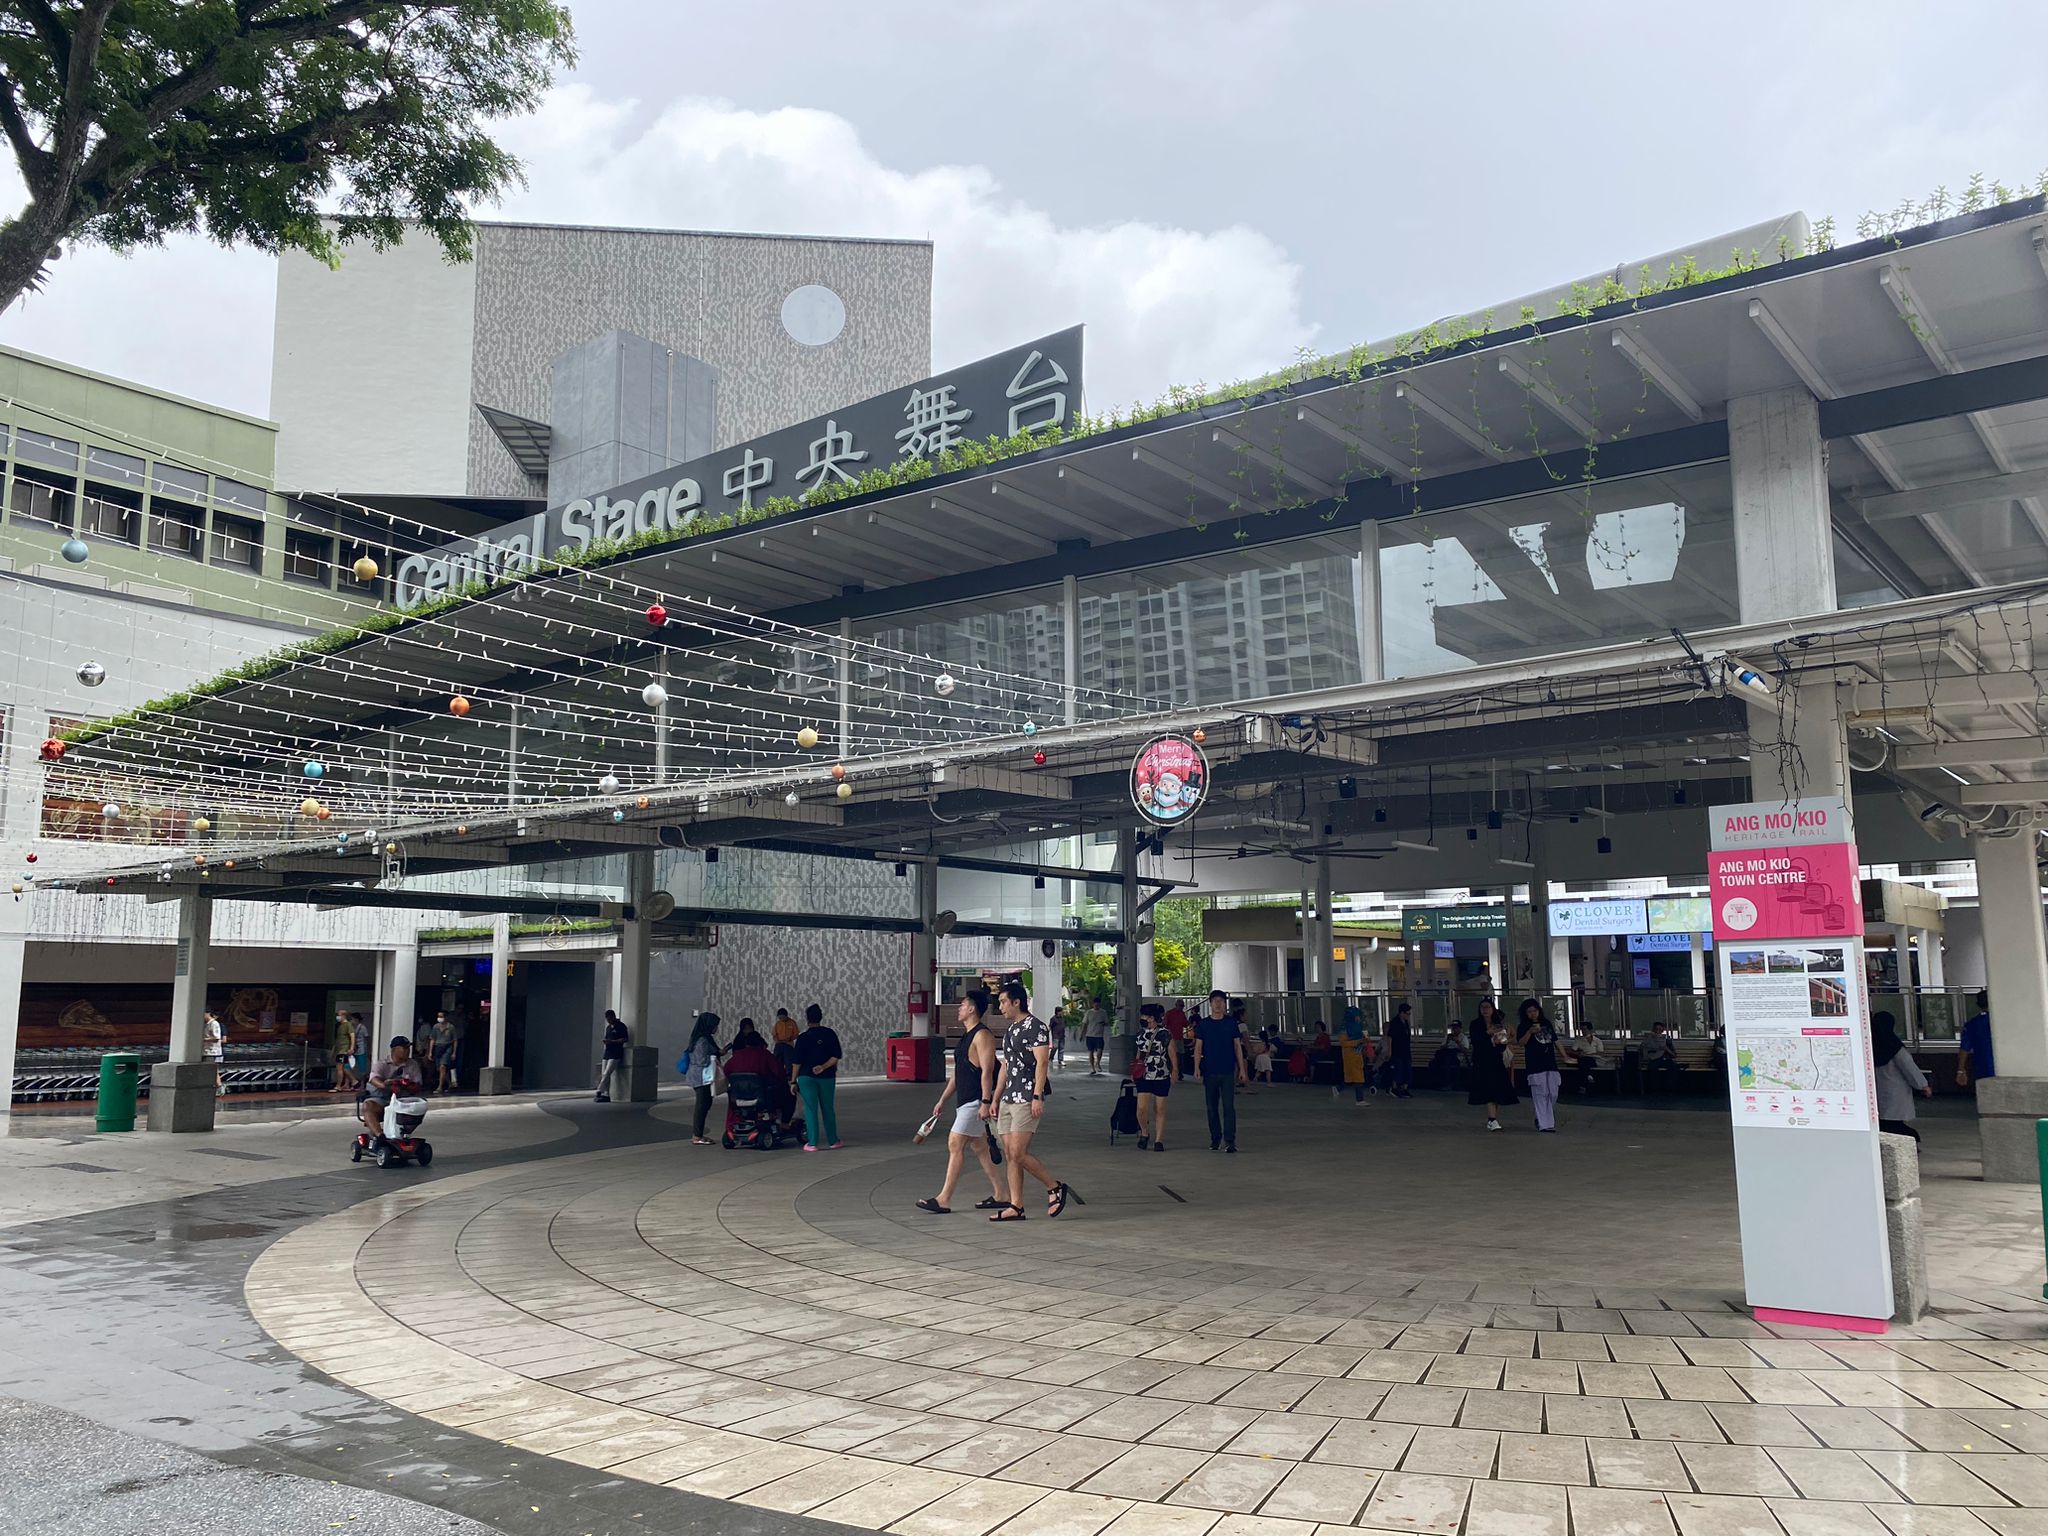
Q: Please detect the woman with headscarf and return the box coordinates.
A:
[682,1011,723,1145]
[1467,997,1517,1132]
[1872,1010,1931,1140]
[722,1019,791,1139]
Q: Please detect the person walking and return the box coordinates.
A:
[989,981,1069,1219]
[792,1003,843,1150]
[1874,1010,1932,1140]
[1133,1001,1178,1152]
[595,1008,630,1102]
[1082,996,1108,1076]
[204,1007,226,1097]
[1467,997,1517,1131]
[1193,989,1247,1153]
[436,1011,461,1094]
[1049,1004,1068,1071]
[1336,1005,1372,1102]
[917,989,1007,1213]
[1516,998,1570,1133]
[1957,990,1994,1089]
[349,1011,371,1094]
[330,1009,356,1092]
[683,1012,722,1144]
[1387,1000,1414,1098]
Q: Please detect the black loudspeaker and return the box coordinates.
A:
[1337,778,1357,799]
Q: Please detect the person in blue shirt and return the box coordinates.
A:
[1192,990,1248,1153]
[1957,990,1994,1088]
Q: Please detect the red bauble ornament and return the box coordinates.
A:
[1032,749,1047,766]
[23,853,36,864]
[104,877,116,886]
[38,737,65,761]
[1191,727,1207,744]
[646,603,668,627]
[448,695,471,717]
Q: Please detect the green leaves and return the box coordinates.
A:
[0,1,576,307]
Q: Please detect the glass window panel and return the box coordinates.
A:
[14,430,78,472]
[209,510,263,570]
[9,467,73,531]
[213,477,267,513]
[85,446,146,487]
[150,501,204,559]
[851,586,1068,747]
[283,527,333,585]
[149,462,207,501]
[79,484,141,544]
[1378,462,1736,681]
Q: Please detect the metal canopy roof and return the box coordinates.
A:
[41,199,2048,900]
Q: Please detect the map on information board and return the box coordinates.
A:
[1718,940,1873,1131]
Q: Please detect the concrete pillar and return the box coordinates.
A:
[1731,388,1836,625]
[910,859,939,1039]
[1137,938,1157,997]
[371,950,389,1056]
[0,922,23,1136]
[1061,574,1080,726]
[1313,853,1336,1018]
[389,944,419,1046]
[1914,928,1944,991]
[1879,1133,1929,1324]
[1112,827,1140,1071]
[478,912,513,1095]
[620,849,658,1100]
[1971,828,2048,1180]
[147,893,216,1132]
[1032,946,1062,1029]
[1487,938,1503,994]
[1357,518,1384,682]
[1688,930,1707,992]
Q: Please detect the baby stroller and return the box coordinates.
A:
[722,1072,801,1150]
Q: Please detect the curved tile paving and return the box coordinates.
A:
[249,1140,2048,1536]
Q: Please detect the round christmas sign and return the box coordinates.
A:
[1130,733,1208,826]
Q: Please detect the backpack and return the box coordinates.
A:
[1110,1081,1142,1142]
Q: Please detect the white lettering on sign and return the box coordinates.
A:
[1708,796,1853,852]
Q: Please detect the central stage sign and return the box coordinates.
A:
[394,327,1085,610]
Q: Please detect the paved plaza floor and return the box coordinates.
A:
[3,1073,2047,1536]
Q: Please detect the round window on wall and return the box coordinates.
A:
[781,284,847,347]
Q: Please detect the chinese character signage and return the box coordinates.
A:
[1130,734,1208,826]
[393,327,1085,610]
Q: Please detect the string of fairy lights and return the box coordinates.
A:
[3,393,1174,850]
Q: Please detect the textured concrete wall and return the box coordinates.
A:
[547,332,719,508]
[465,224,931,498]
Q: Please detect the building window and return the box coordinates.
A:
[8,466,73,531]
[283,527,333,586]
[150,500,204,559]
[79,483,142,545]
[85,446,146,489]
[14,430,79,473]
[209,510,263,571]
[213,477,267,515]
[149,462,208,502]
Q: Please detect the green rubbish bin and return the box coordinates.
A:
[95,1052,140,1133]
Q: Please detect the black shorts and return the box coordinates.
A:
[1137,1078,1171,1098]
[1085,1036,1106,1051]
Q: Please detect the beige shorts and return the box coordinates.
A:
[994,1100,1040,1137]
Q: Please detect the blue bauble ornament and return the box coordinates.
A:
[60,538,89,564]
[612,809,625,823]
[302,760,325,779]
[1022,721,1038,737]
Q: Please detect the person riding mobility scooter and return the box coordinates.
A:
[352,1035,433,1168]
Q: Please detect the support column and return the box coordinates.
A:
[148,893,216,1132]
[478,913,513,1095]
[506,704,520,813]
[371,949,391,1056]
[1487,938,1503,995]
[1688,930,1707,992]
[0,920,23,1136]
[389,943,419,1046]
[909,859,938,1040]
[1971,828,2048,1180]
[836,617,853,757]
[1313,853,1336,1019]
[1356,519,1384,683]
[620,849,657,1100]
[1917,927,1946,990]
[1137,938,1157,998]
[653,652,670,778]
[1061,574,1080,726]
[1111,826,1139,1072]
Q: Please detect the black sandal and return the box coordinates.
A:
[990,1204,1026,1221]
[915,1198,950,1214]
[1048,1182,1080,1218]
[974,1196,1007,1210]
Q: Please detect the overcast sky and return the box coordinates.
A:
[2,0,2043,421]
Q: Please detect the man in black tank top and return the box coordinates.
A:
[916,990,1006,1214]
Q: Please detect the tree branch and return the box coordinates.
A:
[0,69,49,196]
[6,0,70,78]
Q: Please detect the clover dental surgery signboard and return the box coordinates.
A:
[1130,734,1209,826]
[393,326,1086,611]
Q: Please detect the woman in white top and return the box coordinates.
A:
[1872,1011,1931,1140]
[204,1008,226,1097]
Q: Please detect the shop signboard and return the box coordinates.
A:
[1647,895,1710,933]
[1546,898,1647,936]
[1626,932,1713,954]
[393,327,1085,611]
[1401,906,1506,939]
[1709,795,1890,1327]
[1129,734,1208,826]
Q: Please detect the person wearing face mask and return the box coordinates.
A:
[1467,997,1517,1132]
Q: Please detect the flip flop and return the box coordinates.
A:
[915,1198,950,1214]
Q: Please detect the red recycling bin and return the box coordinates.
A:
[886,1036,934,1082]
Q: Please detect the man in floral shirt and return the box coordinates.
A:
[989,981,1074,1221]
